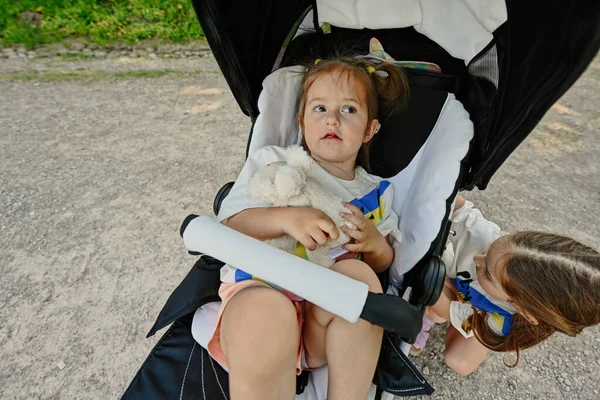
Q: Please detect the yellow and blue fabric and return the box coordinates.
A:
[451,275,514,335]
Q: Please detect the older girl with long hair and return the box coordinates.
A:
[411,195,600,376]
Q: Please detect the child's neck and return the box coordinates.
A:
[313,158,357,181]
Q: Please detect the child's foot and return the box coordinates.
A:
[409,315,434,356]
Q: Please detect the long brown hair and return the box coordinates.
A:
[297,57,409,171]
[465,231,600,366]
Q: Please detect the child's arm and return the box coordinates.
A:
[226,206,340,251]
[339,202,394,273]
[428,280,456,321]
[454,194,466,212]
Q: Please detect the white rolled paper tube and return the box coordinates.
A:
[183,216,369,323]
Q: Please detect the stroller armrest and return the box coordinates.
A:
[181,215,422,340]
[361,292,421,343]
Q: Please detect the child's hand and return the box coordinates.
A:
[340,202,388,254]
[281,207,339,251]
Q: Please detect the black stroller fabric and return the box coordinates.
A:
[123,314,231,400]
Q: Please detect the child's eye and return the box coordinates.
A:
[313,105,326,112]
[342,106,356,113]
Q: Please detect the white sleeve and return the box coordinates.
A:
[449,301,475,338]
[216,146,284,223]
[450,301,507,338]
[375,182,404,273]
[444,200,502,278]
[449,200,501,247]
[375,182,402,246]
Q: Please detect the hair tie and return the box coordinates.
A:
[366,66,376,74]
[315,59,322,65]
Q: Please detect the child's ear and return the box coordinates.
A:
[364,119,379,142]
[513,303,539,325]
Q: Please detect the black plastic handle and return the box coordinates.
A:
[360,292,422,344]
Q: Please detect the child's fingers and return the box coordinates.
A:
[343,241,364,253]
[342,225,365,242]
[343,202,363,216]
[318,219,340,240]
[340,212,365,230]
[309,227,328,246]
[297,234,317,251]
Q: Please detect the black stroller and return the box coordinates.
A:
[122,0,600,398]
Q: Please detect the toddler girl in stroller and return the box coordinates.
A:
[209,56,410,400]
[411,195,600,376]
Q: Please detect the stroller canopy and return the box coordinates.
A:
[191,0,600,189]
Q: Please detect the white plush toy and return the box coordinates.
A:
[247,145,355,268]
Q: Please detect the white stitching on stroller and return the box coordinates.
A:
[201,346,206,400]
[181,342,196,400]
[385,387,425,394]
[381,332,427,393]
[209,354,228,399]
[385,333,425,383]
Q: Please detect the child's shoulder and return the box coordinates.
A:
[452,200,503,246]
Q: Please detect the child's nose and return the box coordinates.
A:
[325,112,340,126]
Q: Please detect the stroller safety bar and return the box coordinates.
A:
[181,216,422,341]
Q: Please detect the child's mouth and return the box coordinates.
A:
[323,132,341,140]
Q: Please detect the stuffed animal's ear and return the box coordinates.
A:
[274,165,305,199]
[285,145,312,171]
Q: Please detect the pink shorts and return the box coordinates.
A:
[207,280,308,375]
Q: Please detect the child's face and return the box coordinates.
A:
[301,71,378,169]
[473,237,510,301]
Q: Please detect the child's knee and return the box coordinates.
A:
[221,287,299,354]
[331,259,383,293]
[444,349,479,376]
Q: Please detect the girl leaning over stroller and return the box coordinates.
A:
[411,195,600,376]
[208,57,409,399]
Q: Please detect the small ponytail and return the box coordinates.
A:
[371,62,410,115]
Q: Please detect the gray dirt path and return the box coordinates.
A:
[0,53,598,400]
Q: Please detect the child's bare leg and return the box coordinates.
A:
[425,307,446,323]
[221,286,299,400]
[303,259,383,400]
[444,325,489,376]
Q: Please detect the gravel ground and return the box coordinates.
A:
[0,52,598,400]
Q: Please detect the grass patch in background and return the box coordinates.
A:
[0,68,206,82]
[0,0,204,48]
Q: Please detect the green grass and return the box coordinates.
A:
[0,0,204,49]
[0,68,206,82]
